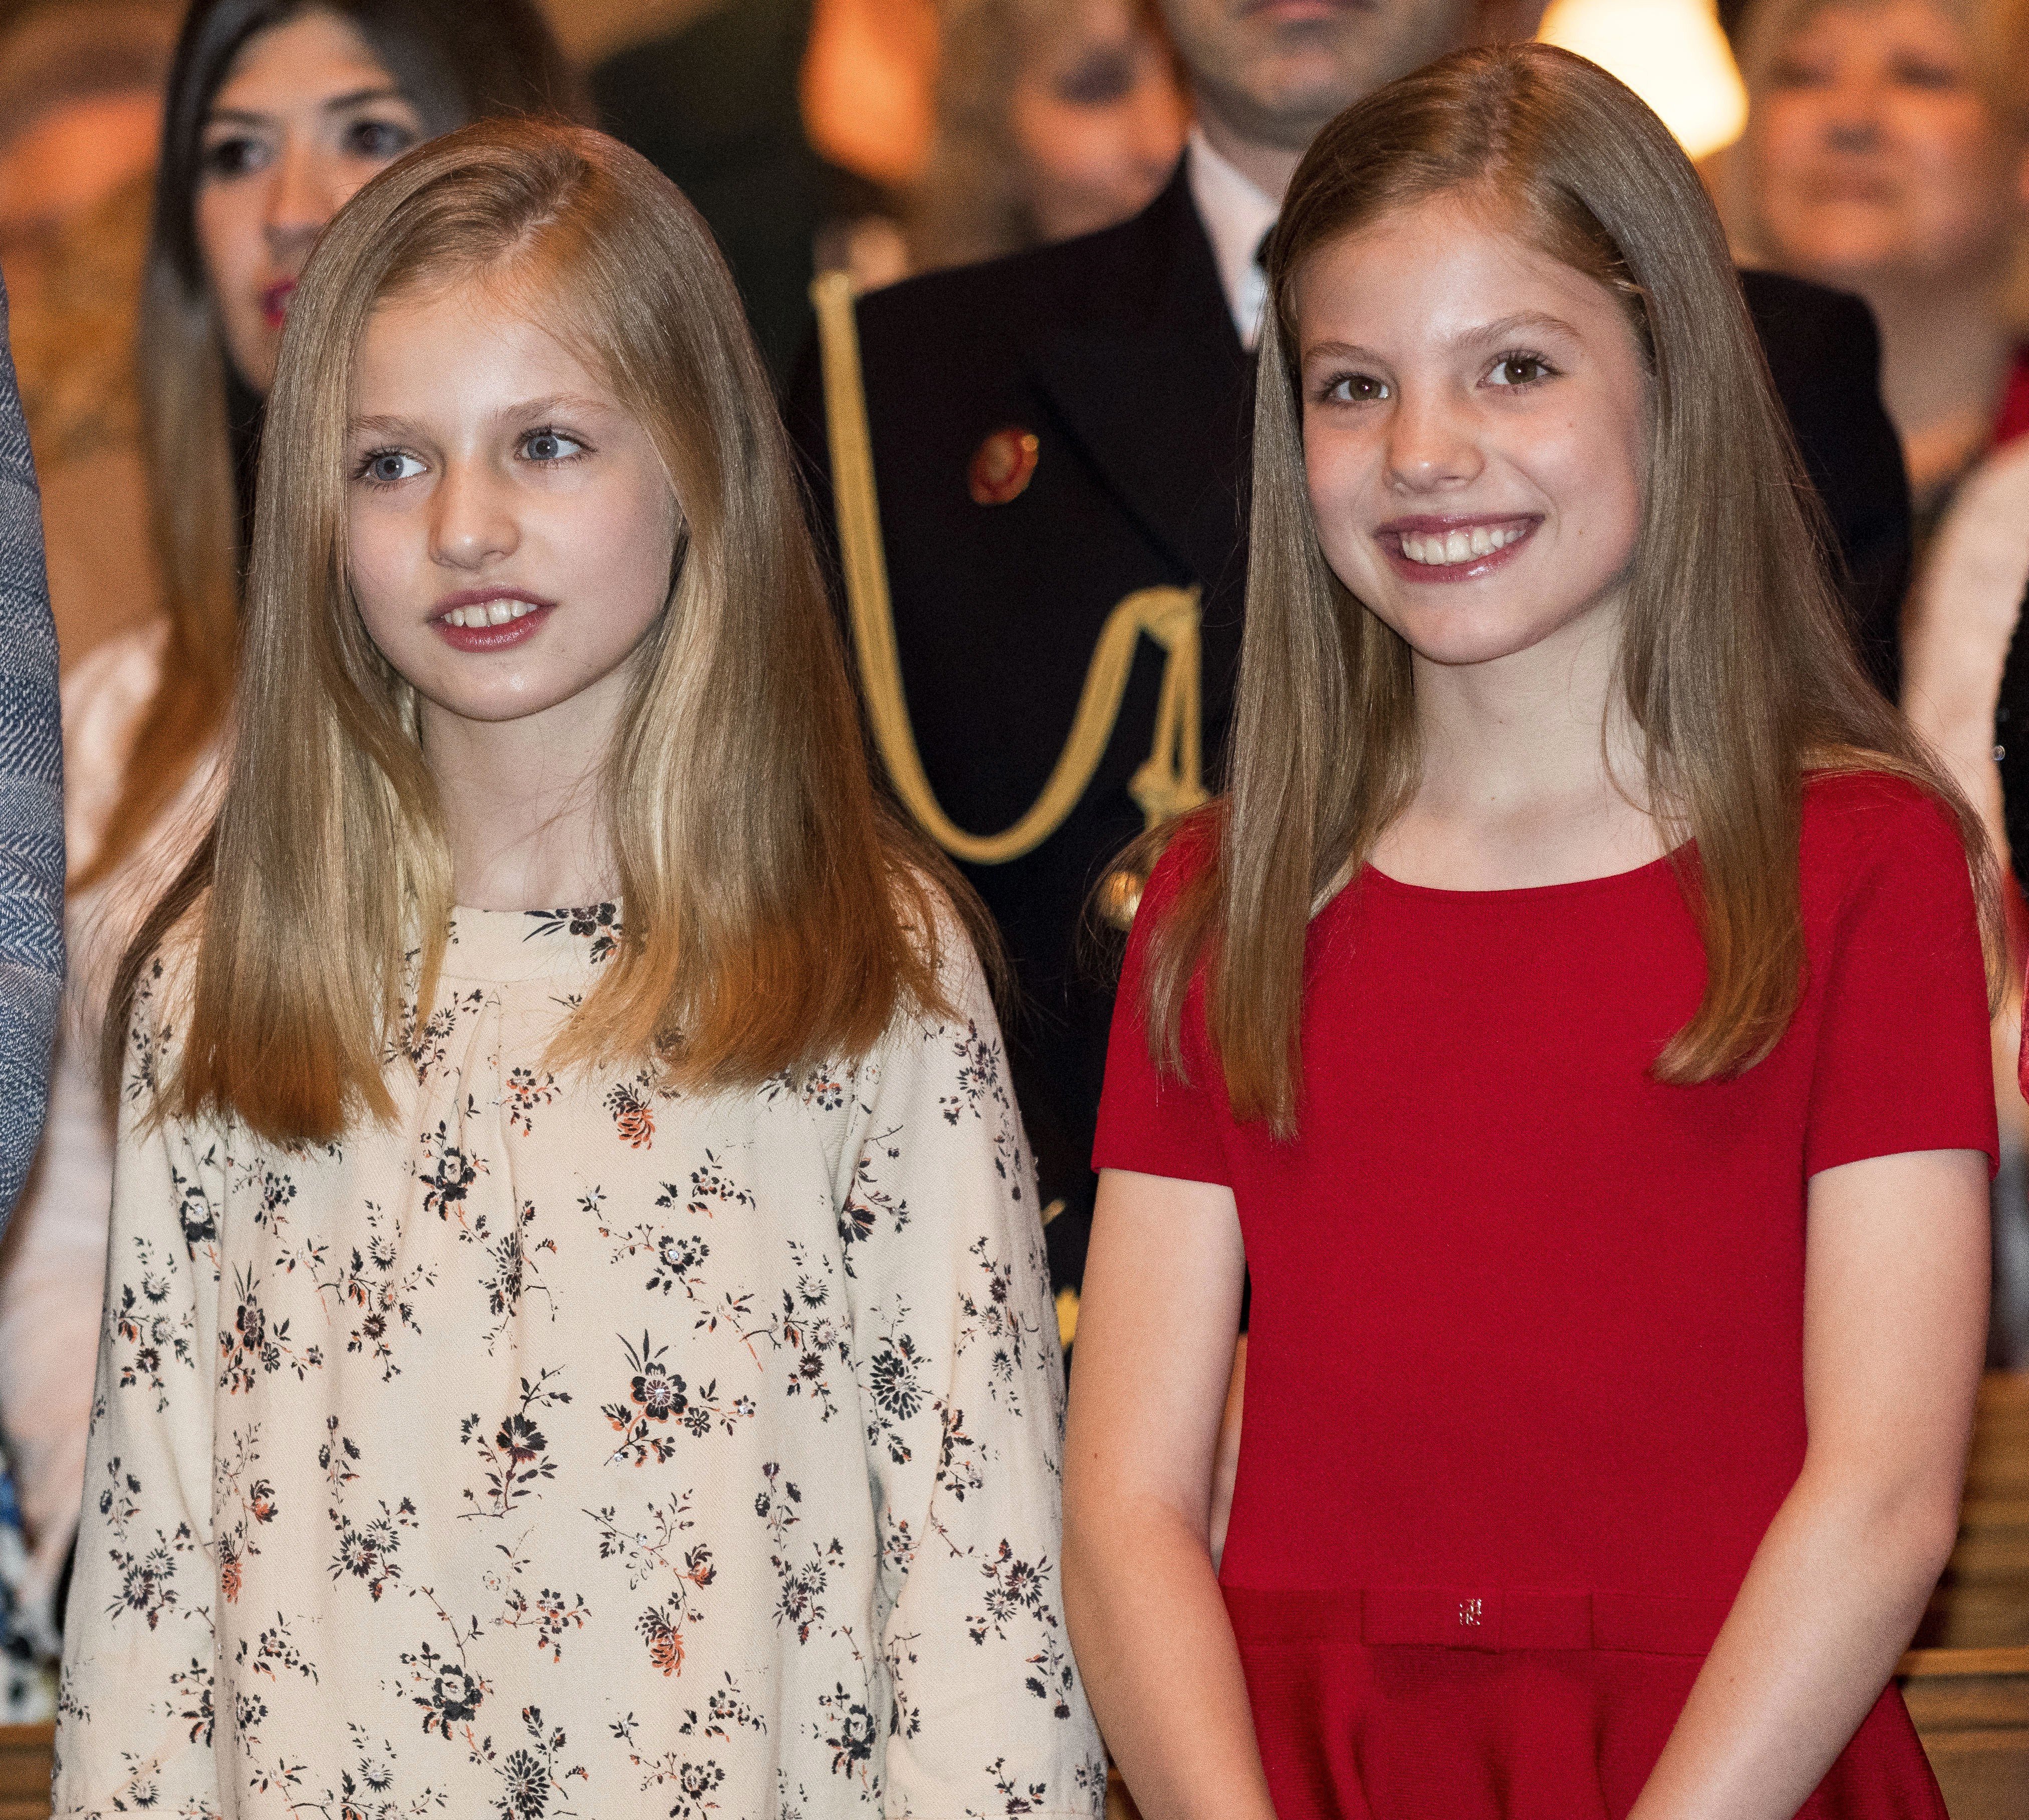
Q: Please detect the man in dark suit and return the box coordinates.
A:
[785,0,1912,1325]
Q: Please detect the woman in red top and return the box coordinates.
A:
[1064,42,2006,1820]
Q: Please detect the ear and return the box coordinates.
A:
[1462,0,1551,44]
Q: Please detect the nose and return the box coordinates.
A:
[263,136,343,269]
[1819,69,1884,152]
[429,459,520,572]
[1383,384,1483,495]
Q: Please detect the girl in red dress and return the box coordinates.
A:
[1064,41,2005,1820]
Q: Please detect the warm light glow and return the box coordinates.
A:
[1539,0,1750,160]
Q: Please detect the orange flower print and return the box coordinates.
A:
[605,1081,654,1149]
[639,1601,683,1676]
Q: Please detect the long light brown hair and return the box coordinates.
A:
[1132,42,2003,1137]
[114,118,984,1143]
[77,0,584,896]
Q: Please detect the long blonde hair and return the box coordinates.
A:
[115,118,983,1143]
[1132,42,2002,1136]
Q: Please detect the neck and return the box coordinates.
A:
[1372,597,1662,891]
[421,677,625,911]
[1859,277,2011,496]
[1193,97,1303,203]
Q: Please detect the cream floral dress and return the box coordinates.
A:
[53,905,1104,1819]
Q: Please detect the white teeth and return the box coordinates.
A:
[442,600,540,628]
[1398,524,1527,567]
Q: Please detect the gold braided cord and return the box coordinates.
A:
[810,271,1208,866]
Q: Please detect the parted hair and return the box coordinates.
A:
[113,118,982,1142]
[1131,42,2002,1137]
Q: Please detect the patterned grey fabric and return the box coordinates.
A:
[0,281,62,1224]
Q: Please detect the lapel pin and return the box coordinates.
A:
[968,427,1040,505]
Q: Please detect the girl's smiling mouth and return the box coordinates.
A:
[1376,513,1541,583]
[429,589,556,651]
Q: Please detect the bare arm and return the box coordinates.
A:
[1630,1146,1988,1820]
[1062,1167,1278,1820]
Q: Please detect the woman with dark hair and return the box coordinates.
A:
[0,0,582,1662]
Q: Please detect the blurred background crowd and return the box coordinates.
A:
[0,0,2027,1740]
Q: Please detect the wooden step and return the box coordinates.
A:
[1899,1645,2029,1820]
[0,1724,49,1820]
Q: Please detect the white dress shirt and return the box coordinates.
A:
[1185,124,1280,349]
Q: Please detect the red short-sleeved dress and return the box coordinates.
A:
[1093,773,1998,1820]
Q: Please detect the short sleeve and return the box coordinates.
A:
[1804,778,1999,1178]
[1091,847,1230,1185]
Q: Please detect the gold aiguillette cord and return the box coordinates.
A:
[811,271,1208,871]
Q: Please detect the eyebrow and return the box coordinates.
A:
[205,85,409,127]
[348,394,616,437]
[1304,311,1585,364]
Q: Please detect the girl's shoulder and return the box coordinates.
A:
[1798,766,1976,915]
[888,869,997,1041]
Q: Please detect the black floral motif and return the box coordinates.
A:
[113,1234,197,1411]
[936,1019,1007,1126]
[218,1264,321,1393]
[813,1681,876,1784]
[958,1234,1044,1415]
[676,1674,767,1739]
[407,1643,486,1742]
[414,1122,487,1225]
[527,902,620,963]
[757,1462,845,1646]
[461,1368,570,1518]
[170,1153,217,1255]
[317,1201,434,1381]
[501,1066,558,1137]
[602,1333,752,1464]
[837,1126,911,1273]
[673,1151,755,1220]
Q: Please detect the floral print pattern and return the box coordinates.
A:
[55,906,1101,1817]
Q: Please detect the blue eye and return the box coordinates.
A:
[522,429,585,463]
[358,449,424,486]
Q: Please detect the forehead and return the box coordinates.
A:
[211,9,392,112]
[1294,193,1631,351]
[349,281,614,412]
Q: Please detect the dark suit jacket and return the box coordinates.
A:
[784,162,1912,1296]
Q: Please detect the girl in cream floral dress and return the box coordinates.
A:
[55,120,1102,1820]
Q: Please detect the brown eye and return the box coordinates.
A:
[1489,355,1550,388]
[1327,373,1389,404]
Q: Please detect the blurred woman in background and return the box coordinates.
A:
[907,0,1187,274]
[0,0,583,1683]
[1729,0,2029,546]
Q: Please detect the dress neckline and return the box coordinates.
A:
[1359,847,1683,902]
[440,902,622,982]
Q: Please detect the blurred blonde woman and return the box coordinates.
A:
[1729,0,2029,542]
[909,0,1187,273]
